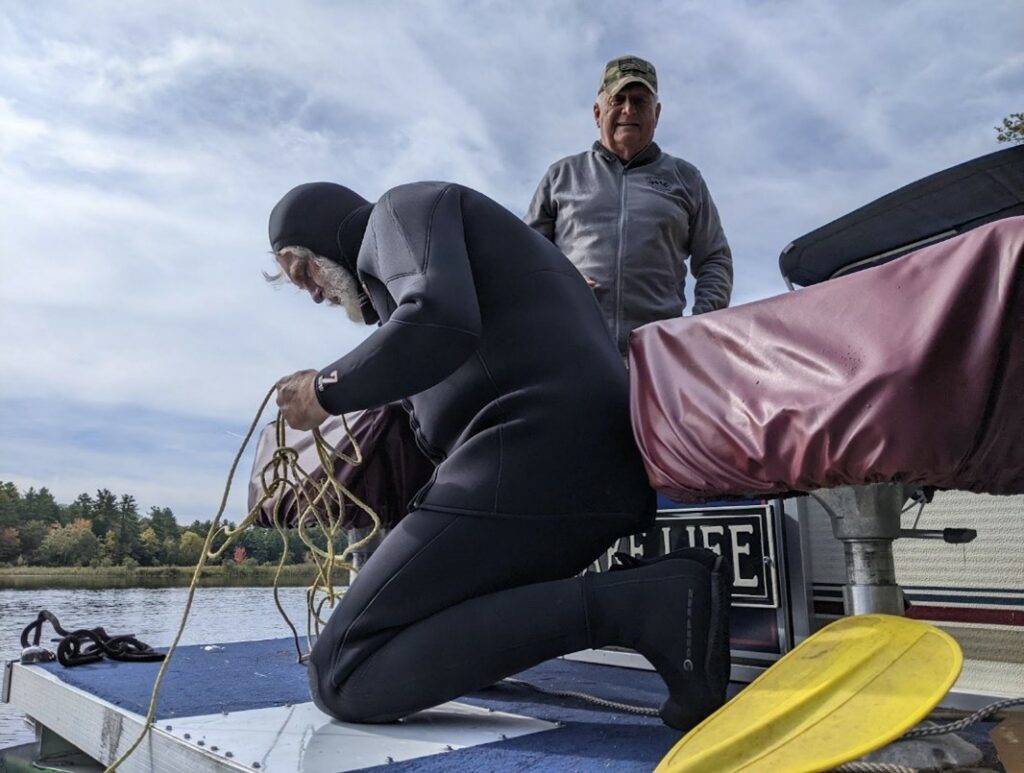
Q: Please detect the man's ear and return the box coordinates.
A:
[593,101,601,127]
[655,102,662,127]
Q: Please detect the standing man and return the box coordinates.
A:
[526,55,733,356]
[267,180,731,731]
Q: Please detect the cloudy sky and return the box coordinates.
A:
[1,0,1021,523]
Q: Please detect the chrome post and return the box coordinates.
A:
[812,483,913,616]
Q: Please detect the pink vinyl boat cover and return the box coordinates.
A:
[629,216,1024,503]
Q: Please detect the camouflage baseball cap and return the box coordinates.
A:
[599,55,658,97]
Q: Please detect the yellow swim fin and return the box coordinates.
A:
[656,614,962,773]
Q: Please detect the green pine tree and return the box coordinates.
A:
[996,112,1024,145]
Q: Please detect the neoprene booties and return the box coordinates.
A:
[585,547,732,731]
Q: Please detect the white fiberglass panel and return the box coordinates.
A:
[164,700,556,772]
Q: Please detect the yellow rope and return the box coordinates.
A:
[103,387,380,771]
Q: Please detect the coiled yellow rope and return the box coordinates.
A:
[103,385,380,771]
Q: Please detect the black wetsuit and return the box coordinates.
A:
[312,181,652,522]
[299,183,724,725]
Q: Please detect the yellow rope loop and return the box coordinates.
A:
[312,413,363,466]
[103,385,380,772]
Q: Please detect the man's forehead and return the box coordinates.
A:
[600,83,656,104]
[613,84,654,98]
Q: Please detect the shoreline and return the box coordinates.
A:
[0,564,343,589]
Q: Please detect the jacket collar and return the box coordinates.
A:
[592,140,662,169]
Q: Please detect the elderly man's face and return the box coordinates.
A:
[275,249,364,322]
[594,83,660,162]
[275,250,332,304]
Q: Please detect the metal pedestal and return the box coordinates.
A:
[812,483,977,616]
[812,483,912,616]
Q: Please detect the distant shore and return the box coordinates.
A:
[0,564,343,589]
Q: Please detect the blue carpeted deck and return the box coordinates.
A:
[35,638,687,771]
[27,639,1010,771]
[38,638,312,718]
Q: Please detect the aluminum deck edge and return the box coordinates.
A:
[6,663,247,773]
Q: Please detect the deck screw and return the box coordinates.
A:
[445,745,453,751]
[226,752,234,758]
[211,745,219,751]
[183,733,191,740]
[197,740,205,746]
[253,763,261,769]
[500,734,508,741]
[386,756,395,764]
[164,725,172,731]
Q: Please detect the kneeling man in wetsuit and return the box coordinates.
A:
[267,180,731,731]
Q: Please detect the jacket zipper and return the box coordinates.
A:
[615,166,628,350]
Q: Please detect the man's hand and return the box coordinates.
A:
[571,266,597,289]
[275,369,330,431]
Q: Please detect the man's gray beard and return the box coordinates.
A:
[310,255,365,323]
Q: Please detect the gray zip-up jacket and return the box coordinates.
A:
[526,142,733,354]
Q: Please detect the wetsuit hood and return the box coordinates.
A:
[268,182,379,325]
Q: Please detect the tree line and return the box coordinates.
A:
[0,481,339,568]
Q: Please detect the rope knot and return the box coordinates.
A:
[271,447,300,464]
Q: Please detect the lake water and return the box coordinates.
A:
[0,585,317,749]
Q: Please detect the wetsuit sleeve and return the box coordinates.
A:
[314,184,482,414]
[524,168,557,241]
[688,173,733,314]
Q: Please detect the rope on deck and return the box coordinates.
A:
[501,677,660,717]
[900,696,1024,738]
[833,696,1024,772]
